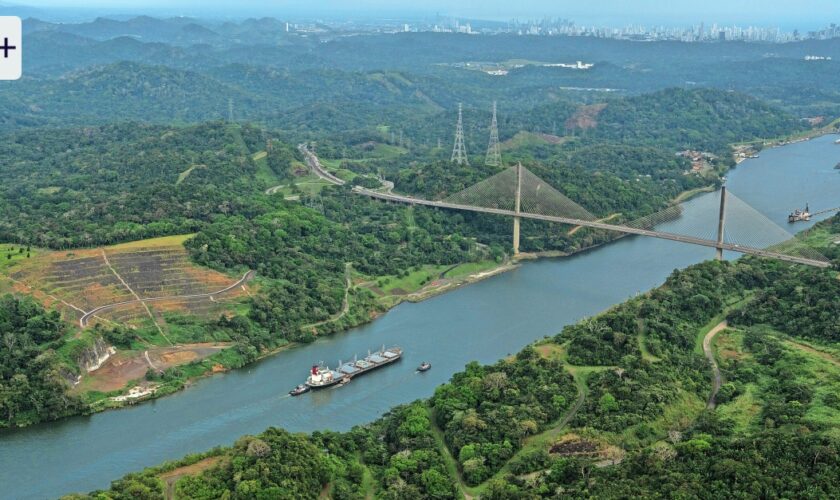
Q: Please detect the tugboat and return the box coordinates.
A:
[788,203,811,223]
[289,384,310,396]
[418,362,432,372]
[305,345,402,389]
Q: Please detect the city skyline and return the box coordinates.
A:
[4,0,839,30]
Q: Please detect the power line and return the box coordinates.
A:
[451,103,469,165]
[485,101,501,167]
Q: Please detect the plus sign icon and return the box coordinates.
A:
[0,16,21,80]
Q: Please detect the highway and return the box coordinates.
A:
[299,144,831,269]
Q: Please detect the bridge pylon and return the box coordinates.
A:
[715,186,727,261]
[513,162,522,255]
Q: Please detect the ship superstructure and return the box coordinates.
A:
[305,346,402,389]
[788,203,811,223]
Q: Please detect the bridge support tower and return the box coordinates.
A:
[715,186,727,261]
[513,163,522,255]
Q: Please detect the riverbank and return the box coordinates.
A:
[2,127,814,427]
[733,121,840,159]
[5,133,837,498]
[63,177,729,418]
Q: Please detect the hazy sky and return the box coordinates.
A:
[12,0,840,28]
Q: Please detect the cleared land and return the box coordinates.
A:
[80,343,231,393]
[0,235,250,328]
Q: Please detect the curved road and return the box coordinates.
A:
[80,271,255,327]
[298,145,830,269]
[703,320,727,409]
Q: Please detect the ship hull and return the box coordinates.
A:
[306,377,345,389]
[306,347,402,389]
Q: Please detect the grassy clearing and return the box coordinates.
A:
[636,319,662,363]
[176,164,207,185]
[620,390,705,448]
[693,294,753,354]
[714,324,840,431]
[107,234,194,250]
[374,264,450,295]
[366,143,407,159]
[0,243,37,273]
[786,346,840,427]
[673,185,716,203]
[252,151,280,186]
[269,173,332,198]
[427,405,476,500]
[365,260,503,307]
[319,158,358,182]
[717,383,762,433]
[358,458,376,499]
[770,222,840,263]
[441,260,501,280]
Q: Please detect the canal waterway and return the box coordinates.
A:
[1,134,838,499]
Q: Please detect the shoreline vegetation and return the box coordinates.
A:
[731,123,840,160]
[70,214,840,499]
[3,123,832,427]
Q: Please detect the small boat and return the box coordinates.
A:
[788,203,811,223]
[418,362,432,372]
[289,384,310,396]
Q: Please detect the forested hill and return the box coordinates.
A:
[0,122,295,248]
[78,216,840,499]
[385,87,804,160]
[579,88,804,154]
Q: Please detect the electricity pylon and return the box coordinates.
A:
[485,101,501,166]
[451,103,469,165]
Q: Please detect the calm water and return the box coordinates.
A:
[1,135,838,499]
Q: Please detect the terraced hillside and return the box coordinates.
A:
[0,235,250,329]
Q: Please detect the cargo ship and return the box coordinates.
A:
[788,204,811,223]
[305,346,402,389]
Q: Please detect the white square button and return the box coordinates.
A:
[0,16,21,80]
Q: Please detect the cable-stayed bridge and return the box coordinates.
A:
[299,145,833,268]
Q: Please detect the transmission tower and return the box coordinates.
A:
[485,101,501,167]
[228,98,234,122]
[451,103,469,165]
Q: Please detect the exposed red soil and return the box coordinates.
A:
[565,103,607,131]
[83,343,232,392]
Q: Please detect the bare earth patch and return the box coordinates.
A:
[1,235,247,327]
[83,343,231,392]
[565,103,607,131]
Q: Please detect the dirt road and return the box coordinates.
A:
[704,320,727,409]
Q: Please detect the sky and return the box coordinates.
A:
[8,0,840,29]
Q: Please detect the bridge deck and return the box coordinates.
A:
[299,144,830,269]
